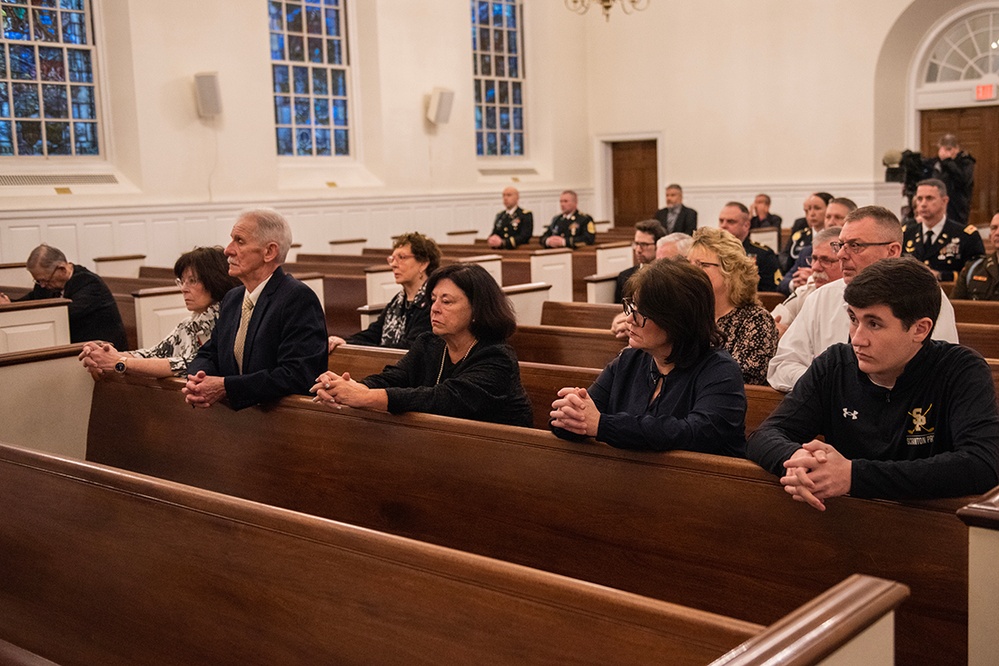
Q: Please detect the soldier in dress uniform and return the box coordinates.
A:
[487,187,534,249]
[902,179,984,282]
[952,212,999,301]
[540,190,596,249]
[718,201,782,292]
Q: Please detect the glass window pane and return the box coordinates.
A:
[484,80,495,103]
[512,132,523,154]
[4,6,31,41]
[0,83,9,117]
[73,120,98,154]
[314,98,329,125]
[61,11,86,44]
[60,0,85,10]
[270,33,285,60]
[512,107,522,130]
[324,8,340,37]
[269,1,283,31]
[334,128,348,155]
[508,30,517,55]
[66,49,91,82]
[475,105,482,129]
[312,68,328,95]
[508,56,518,78]
[500,132,510,155]
[12,83,39,117]
[0,120,12,155]
[492,2,503,27]
[480,54,491,76]
[34,9,59,42]
[71,84,94,119]
[308,37,323,63]
[332,99,347,126]
[294,97,311,124]
[512,81,521,105]
[499,106,509,130]
[0,44,6,78]
[494,55,505,77]
[10,45,37,80]
[296,127,312,155]
[315,127,331,155]
[287,3,303,32]
[17,120,43,154]
[498,81,508,104]
[505,2,517,28]
[486,131,497,155]
[485,106,495,129]
[288,35,304,61]
[306,6,323,34]
[327,38,342,65]
[42,83,67,117]
[273,65,290,93]
[46,120,70,153]
[293,66,309,94]
[476,131,483,155]
[275,95,291,124]
[330,69,345,96]
[38,46,65,81]
[276,127,293,154]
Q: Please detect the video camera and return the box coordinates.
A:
[883,149,926,202]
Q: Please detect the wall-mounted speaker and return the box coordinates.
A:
[426,87,454,125]
[194,72,222,118]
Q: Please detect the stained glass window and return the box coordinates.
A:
[0,0,99,156]
[270,0,350,157]
[472,0,525,157]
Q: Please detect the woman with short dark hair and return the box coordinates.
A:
[313,263,532,427]
[78,246,239,378]
[328,232,442,352]
[550,259,747,455]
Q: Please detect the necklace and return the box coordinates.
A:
[436,338,477,385]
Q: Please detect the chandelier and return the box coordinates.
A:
[564,0,650,21]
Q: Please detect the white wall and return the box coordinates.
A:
[0,0,980,263]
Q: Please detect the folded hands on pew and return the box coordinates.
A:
[78,341,116,379]
[781,440,852,512]
[183,371,227,408]
[550,386,601,437]
[311,370,388,411]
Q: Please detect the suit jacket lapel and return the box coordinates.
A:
[242,266,284,364]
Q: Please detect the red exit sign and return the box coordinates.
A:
[975,84,997,101]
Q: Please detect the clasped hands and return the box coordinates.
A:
[550,387,600,437]
[311,370,369,409]
[781,440,852,512]
[78,341,118,379]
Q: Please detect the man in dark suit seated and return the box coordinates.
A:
[718,202,781,292]
[901,178,985,282]
[0,243,127,349]
[487,186,533,249]
[750,193,782,230]
[614,219,666,303]
[540,190,596,249]
[653,183,697,235]
[184,208,328,411]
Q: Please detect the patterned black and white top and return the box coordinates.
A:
[716,304,779,386]
[132,302,221,376]
[347,283,431,349]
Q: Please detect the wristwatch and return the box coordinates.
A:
[114,357,128,375]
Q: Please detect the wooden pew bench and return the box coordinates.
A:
[328,343,785,436]
[0,297,71,352]
[86,376,976,665]
[0,443,767,664]
[950,299,999,324]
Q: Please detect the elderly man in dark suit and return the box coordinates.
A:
[184,208,327,410]
[653,184,697,235]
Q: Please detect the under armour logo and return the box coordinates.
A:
[842,408,858,420]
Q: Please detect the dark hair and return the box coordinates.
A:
[844,257,940,334]
[724,201,750,216]
[174,246,240,302]
[425,263,516,343]
[629,259,721,368]
[829,197,858,212]
[755,193,771,205]
[813,192,834,205]
[916,178,948,198]
[394,232,442,275]
[634,219,667,242]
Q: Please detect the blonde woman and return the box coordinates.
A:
[687,228,779,385]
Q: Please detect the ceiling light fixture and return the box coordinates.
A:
[564,0,650,22]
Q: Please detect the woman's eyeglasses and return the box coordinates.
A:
[387,253,414,265]
[622,297,648,328]
[175,277,201,289]
[689,259,721,270]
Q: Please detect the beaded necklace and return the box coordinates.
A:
[436,338,478,385]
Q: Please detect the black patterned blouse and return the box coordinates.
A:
[716,304,779,386]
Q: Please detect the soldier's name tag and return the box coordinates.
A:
[973,275,989,282]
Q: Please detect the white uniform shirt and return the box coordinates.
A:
[766,278,960,392]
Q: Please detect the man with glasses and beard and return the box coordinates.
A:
[767,206,959,393]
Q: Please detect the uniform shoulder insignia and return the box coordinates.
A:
[964,224,978,234]
[750,240,768,250]
[521,208,531,214]
[791,230,803,241]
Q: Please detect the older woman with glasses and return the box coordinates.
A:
[550,259,746,455]
[328,232,442,352]
[687,227,779,385]
[78,246,238,378]
[313,263,533,427]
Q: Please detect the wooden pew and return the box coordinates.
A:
[0,262,33,288]
[93,253,146,277]
[958,486,999,666]
[541,300,618,328]
[85,376,973,665]
[0,298,71,352]
[957,322,999,359]
[951,298,999,324]
[508,324,626,368]
[0,443,763,664]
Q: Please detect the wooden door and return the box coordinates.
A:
[921,107,999,226]
[610,140,657,227]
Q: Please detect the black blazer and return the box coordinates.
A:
[653,205,697,235]
[187,266,328,410]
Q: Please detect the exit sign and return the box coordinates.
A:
[975,84,997,101]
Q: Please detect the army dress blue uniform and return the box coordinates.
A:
[490,206,534,249]
[902,219,984,282]
[539,211,596,249]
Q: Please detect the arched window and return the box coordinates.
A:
[924,9,999,83]
[472,0,525,157]
[269,0,351,157]
[0,0,99,156]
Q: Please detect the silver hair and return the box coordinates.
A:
[813,226,842,246]
[237,208,293,263]
[657,232,694,257]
